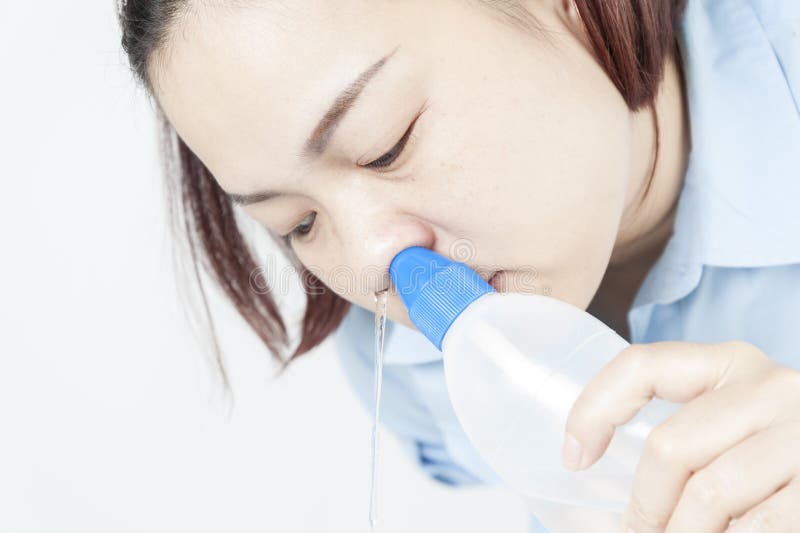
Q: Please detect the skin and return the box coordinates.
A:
[564,341,800,533]
[150,1,800,530]
[150,0,688,335]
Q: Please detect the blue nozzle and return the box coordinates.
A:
[389,246,495,350]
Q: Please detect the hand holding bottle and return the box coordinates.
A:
[560,340,800,533]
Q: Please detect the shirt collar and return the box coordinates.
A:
[632,0,800,311]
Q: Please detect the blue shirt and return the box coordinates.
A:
[334,0,800,530]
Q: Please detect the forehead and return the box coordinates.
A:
[151,0,409,192]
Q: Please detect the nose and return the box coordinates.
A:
[335,207,436,296]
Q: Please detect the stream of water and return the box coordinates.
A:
[369,288,389,532]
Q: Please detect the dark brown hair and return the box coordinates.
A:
[116,0,687,391]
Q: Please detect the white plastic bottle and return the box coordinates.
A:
[389,247,681,532]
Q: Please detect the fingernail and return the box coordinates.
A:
[561,432,583,470]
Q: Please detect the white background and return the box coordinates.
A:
[0,3,529,532]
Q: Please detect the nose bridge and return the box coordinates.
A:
[328,188,436,294]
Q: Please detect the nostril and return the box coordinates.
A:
[364,269,392,297]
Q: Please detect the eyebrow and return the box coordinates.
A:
[229,46,400,207]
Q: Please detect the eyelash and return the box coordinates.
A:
[285,212,316,242]
[362,113,421,171]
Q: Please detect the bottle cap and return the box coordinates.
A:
[389,246,495,349]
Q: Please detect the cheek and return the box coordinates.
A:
[424,45,633,309]
[522,100,632,307]
[495,107,631,309]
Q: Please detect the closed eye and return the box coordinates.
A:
[284,212,317,242]
[362,111,423,170]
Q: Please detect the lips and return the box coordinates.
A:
[488,270,505,291]
[465,263,506,291]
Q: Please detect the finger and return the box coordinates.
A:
[664,420,800,532]
[621,377,787,532]
[725,479,800,532]
[562,340,772,471]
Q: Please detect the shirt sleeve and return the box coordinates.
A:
[333,306,484,487]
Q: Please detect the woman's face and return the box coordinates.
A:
[152,0,655,328]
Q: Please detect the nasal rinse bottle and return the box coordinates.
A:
[388,246,681,532]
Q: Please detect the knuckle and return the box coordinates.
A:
[764,367,800,394]
[628,492,671,529]
[724,339,762,356]
[618,344,652,372]
[755,368,800,420]
[724,339,756,353]
[741,507,781,532]
[685,468,730,508]
[721,340,774,381]
[725,340,768,364]
[645,426,684,467]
